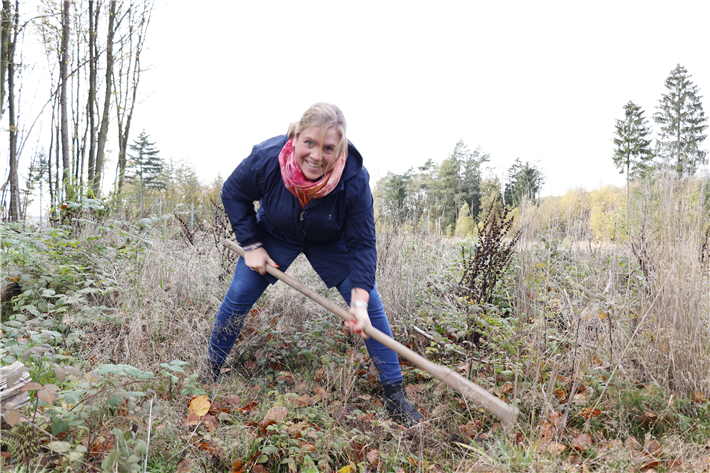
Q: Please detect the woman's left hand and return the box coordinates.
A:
[345,306,371,340]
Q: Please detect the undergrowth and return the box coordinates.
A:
[1,180,710,472]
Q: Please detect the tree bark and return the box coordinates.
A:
[87,0,98,189]
[6,1,18,221]
[94,0,115,198]
[59,0,71,200]
[0,0,10,119]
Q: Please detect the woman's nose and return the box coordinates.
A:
[310,149,321,161]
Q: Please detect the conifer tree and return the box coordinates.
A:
[127,130,164,191]
[504,159,544,207]
[126,131,165,209]
[613,100,653,229]
[653,64,708,176]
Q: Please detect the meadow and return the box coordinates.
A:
[1,172,709,473]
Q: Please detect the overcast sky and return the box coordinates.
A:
[7,0,710,208]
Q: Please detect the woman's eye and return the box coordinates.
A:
[305,140,313,146]
[325,146,334,153]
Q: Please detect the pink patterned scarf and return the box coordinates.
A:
[279,137,347,208]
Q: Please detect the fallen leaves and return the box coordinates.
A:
[262,406,288,424]
[571,433,592,452]
[188,395,211,417]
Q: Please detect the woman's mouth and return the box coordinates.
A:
[304,160,323,170]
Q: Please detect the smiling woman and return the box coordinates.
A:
[205,102,424,427]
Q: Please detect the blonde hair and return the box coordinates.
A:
[288,103,348,167]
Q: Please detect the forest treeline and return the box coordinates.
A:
[0,0,155,222]
[373,63,708,240]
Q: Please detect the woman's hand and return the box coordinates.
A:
[244,247,279,275]
[345,305,371,339]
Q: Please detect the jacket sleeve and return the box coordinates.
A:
[341,169,378,292]
[221,146,269,247]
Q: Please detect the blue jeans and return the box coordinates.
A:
[207,257,403,386]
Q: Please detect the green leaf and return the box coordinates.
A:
[102,450,121,471]
[47,441,72,453]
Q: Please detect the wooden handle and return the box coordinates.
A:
[223,239,519,427]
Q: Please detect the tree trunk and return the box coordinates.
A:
[87,0,98,190]
[6,1,18,221]
[94,0,115,198]
[59,0,70,200]
[116,0,154,193]
[0,0,10,119]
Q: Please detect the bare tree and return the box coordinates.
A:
[115,0,153,193]
[6,0,19,221]
[93,0,115,197]
[59,0,70,199]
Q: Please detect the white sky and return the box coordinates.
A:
[6,0,710,211]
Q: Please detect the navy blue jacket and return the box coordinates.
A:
[221,135,378,292]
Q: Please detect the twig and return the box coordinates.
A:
[411,324,478,359]
[143,398,153,473]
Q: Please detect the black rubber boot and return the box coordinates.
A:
[383,382,423,427]
[200,360,223,384]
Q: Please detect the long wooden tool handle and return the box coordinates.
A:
[223,239,519,427]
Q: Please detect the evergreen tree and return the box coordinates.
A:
[613,100,654,229]
[126,130,165,193]
[504,159,544,207]
[653,64,708,176]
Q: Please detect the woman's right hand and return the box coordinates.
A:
[244,247,279,275]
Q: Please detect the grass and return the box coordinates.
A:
[2,174,710,472]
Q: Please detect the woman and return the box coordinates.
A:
[206,103,422,427]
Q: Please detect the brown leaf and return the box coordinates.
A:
[625,436,641,449]
[38,388,58,405]
[366,449,380,466]
[262,406,287,424]
[20,382,43,391]
[230,459,244,473]
[3,409,22,426]
[0,451,11,459]
[314,368,326,382]
[554,389,567,400]
[549,410,564,429]
[500,382,514,394]
[300,442,316,452]
[183,413,201,427]
[539,422,555,441]
[253,465,267,473]
[237,401,259,414]
[291,395,313,407]
[579,408,601,419]
[188,395,211,417]
[275,372,296,383]
[693,391,705,403]
[645,439,660,456]
[642,411,658,425]
[313,387,330,402]
[546,442,567,455]
[458,421,479,438]
[176,458,194,473]
[226,394,241,406]
[571,433,592,452]
[202,414,218,432]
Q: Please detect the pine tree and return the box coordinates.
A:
[653,64,708,176]
[504,159,544,207]
[612,100,654,231]
[127,130,165,193]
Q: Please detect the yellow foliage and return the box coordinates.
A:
[589,185,626,241]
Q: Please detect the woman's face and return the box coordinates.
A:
[293,126,341,181]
